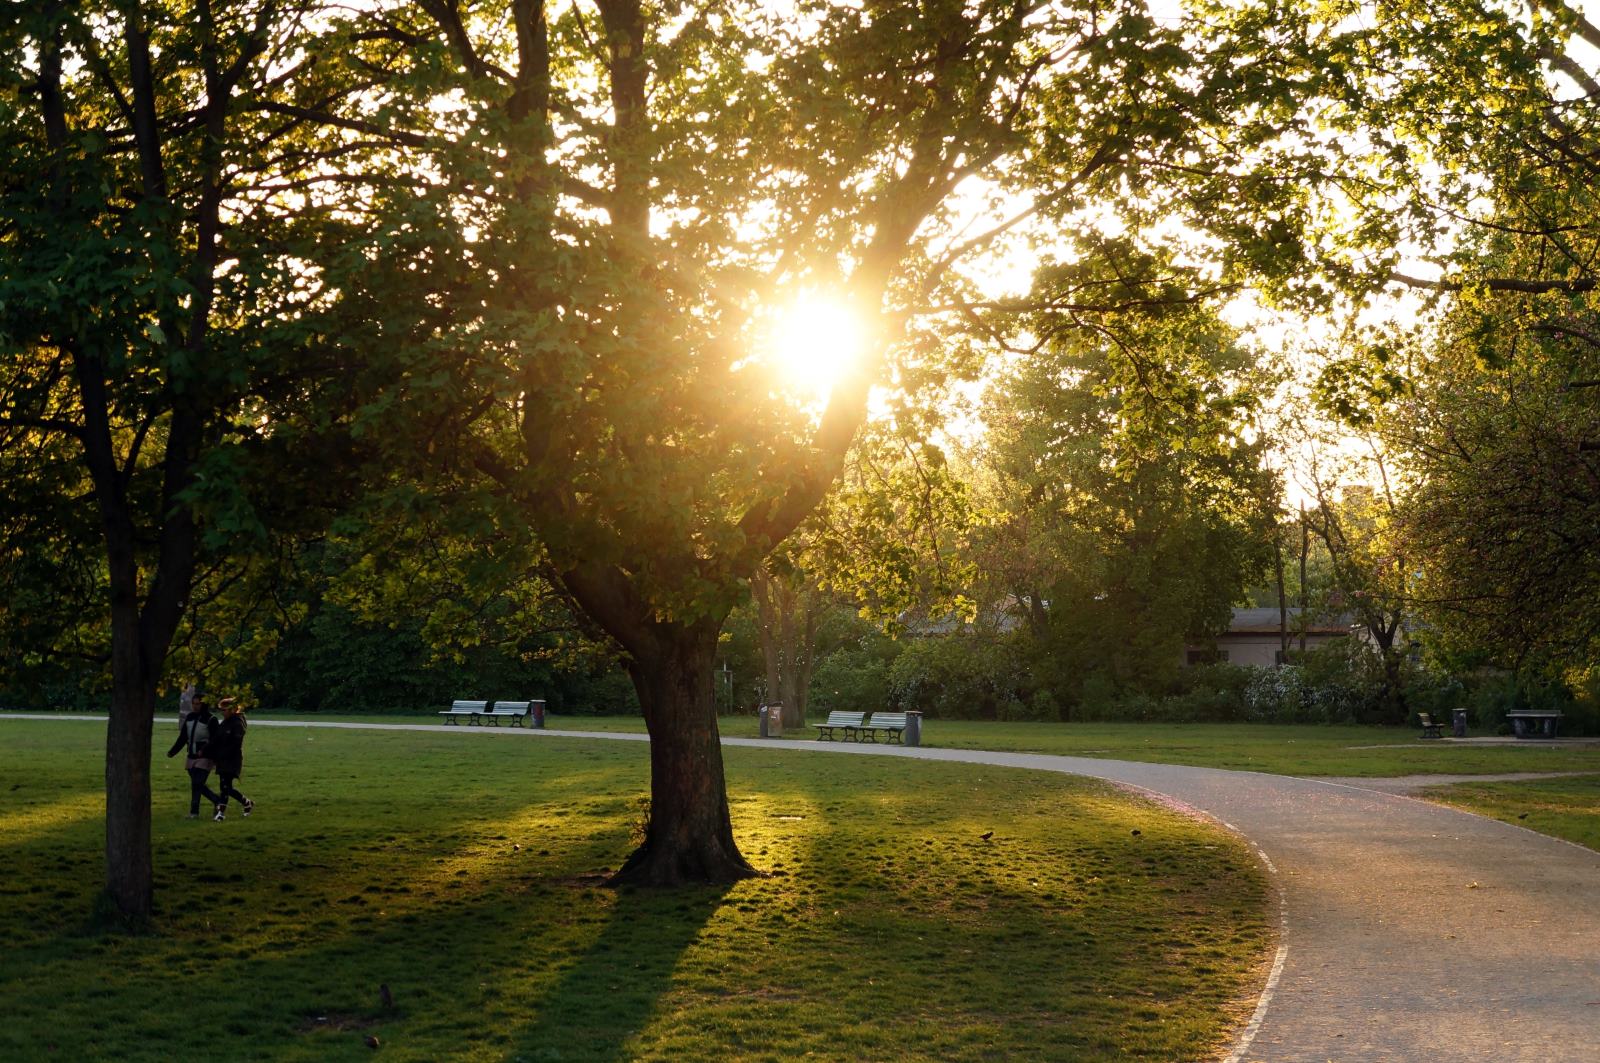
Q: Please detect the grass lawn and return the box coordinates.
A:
[16,710,1600,779]
[540,715,1600,778]
[1420,774,1600,852]
[91,711,1595,778]
[1,720,1271,1062]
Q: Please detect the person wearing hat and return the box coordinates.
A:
[210,697,254,822]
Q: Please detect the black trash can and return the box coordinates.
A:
[531,700,546,729]
[1451,708,1467,738]
[904,711,923,747]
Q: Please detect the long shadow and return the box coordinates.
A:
[512,883,733,1062]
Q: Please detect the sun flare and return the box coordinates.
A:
[765,293,867,402]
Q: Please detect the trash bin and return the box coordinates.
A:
[531,700,546,729]
[1451,707,1467,738]
[904,710,923,747]
[759,704,783,738]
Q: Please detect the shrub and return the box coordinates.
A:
[809,647,893,715]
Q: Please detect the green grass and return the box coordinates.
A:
[17,705,1600,778]
[1,721,1270,1062]
[1419,774,1600,852]
[543,715,1600,777]
[103,711,1592,778]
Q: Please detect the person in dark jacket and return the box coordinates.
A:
[167,696,222,820]
[210,697,254,822]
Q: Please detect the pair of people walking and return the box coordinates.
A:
[167,692,254,821]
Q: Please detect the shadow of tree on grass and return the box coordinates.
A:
[513,883,733,1062]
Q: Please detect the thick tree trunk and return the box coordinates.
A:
[105,670,156,921]
[611,621,757,887]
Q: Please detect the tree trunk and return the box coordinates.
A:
[1298,506,1308,654]
[611,621,757,887]
[1274,527,1288,664]
[104,667,156,921]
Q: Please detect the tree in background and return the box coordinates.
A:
[963,304,1279,710]
[1382,279,1600,677]
[751,420,978,729]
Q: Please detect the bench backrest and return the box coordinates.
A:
[451,700,488,712]
[1417,713,1434,725]
[492,701,530,714]
[824,711,866,726]
[866,712,907,728]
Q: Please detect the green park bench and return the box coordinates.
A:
[814,711,866,741]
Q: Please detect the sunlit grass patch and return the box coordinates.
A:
[1,721,1270,1061]
[1420,773,1600,851]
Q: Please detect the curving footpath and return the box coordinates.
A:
[760,739,1600,1062]
[9,715,1600,1060]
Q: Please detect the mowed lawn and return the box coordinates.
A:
[540,715,1600,777]
[0,721,1270,1062]
[1422,774,1600,852]
[146,712,1600,778]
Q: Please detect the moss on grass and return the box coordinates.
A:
[0,720,1270,1061]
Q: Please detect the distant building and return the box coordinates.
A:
[1183,607,1353,668]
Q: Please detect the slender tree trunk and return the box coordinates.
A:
[611,621,757,886]
[1274,526,1288,664]
[1298,506,1308,654]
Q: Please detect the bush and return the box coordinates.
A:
[884,634,1035,719]
[809,647,893,715]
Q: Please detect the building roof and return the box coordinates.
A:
[1222,606,1353,637]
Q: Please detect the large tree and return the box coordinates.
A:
[303,0,1581,884]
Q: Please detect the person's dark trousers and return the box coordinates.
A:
[218,775,248,809]
[188,767,221,815]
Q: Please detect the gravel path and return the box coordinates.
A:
[10,714,1600,1060]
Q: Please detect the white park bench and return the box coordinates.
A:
[439,699,487,724]
[483,700,543,727]
[813,711,866,741]
[860,712,908,744]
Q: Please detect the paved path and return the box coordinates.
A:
[10,714,1600,1061]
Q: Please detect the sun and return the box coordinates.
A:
[765,293,868,402]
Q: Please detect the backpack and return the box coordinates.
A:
[185,713,214,758]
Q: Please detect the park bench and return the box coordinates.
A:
[860,712,908,743]
[484,700,542,727]
[439,699,487,725]
[1417,712,1444,739]
[814,711,866,741]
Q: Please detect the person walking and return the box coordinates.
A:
[210,697,254,822]
[167,695,222,820]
